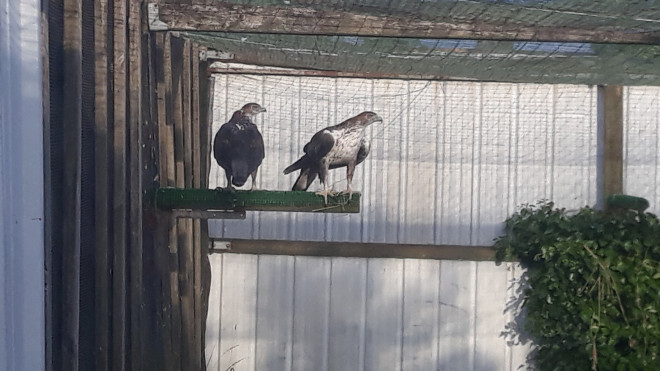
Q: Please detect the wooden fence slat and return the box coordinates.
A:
[128,0,144,369]
[179,37,197,370]
[183,40,194,189]
[93,0,111,369]
[198,57,213,370]
[155,33,169,188]
[62,0,83,369]
[112,0,129,368]
[153,32,177,370]
[167,33,184,371]
[139,15,163,370]
[202,73,214,189]
[191,44,204,368]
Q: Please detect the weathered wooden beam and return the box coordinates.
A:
[207,64,469,82]
[211,239,497,261]
[149,3,660,44]
[600,85,624,208]
[154,189,361,213]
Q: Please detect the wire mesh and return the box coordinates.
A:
[208,73,602,245]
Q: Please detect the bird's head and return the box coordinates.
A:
[357,111,383,126]
[239,103,267,118]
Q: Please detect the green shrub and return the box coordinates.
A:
[495,201,660,370]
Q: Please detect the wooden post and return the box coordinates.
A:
[599,85,624,209]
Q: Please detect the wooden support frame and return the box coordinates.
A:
[148,2,660,44]
[212,239,498,262]
[598,85,624,209]
[207,64,471,82]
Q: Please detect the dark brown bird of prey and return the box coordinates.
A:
[283,111,382,203]
[213,103,266,191]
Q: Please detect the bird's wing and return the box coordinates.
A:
[303,130,335,159]
[284,128,335,175]
[213,122,235,169]
[355,137,371,165]
[245,123,265,172]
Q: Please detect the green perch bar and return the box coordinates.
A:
[606,194,649,212]
[154,188,360,213]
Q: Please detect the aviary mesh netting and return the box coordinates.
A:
[170,0,660,85]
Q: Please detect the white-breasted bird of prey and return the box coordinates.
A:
[213,103,266,191]
[283,111,382,203]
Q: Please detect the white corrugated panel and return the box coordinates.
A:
[0,0,45,370]
[205,254,533,371]
[624,86,660,215]
[209,77,598,244]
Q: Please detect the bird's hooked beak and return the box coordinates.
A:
[372,114,383,124]
[258,107,267,114]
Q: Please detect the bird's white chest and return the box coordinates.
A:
[325,127,364,165]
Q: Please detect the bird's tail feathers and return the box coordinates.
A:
[231,160,249,187]
[283,155,308,175]
[292,168,318,191]
[292,168,309,191]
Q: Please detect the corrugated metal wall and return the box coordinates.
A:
[0,0,45,369]
[624,86,660,215]
[209,76,598,245]
[203,76,616,370]
[205,254,532,371]
[205,77,660,370]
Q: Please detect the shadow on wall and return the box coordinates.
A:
[210,216,508,247]
[205,254,534,371]
[501,268,536,370]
